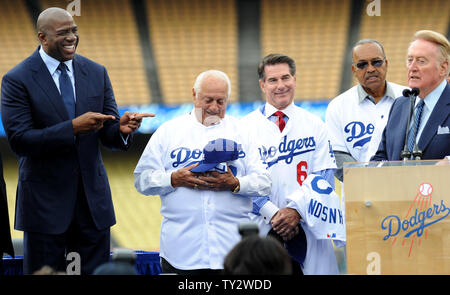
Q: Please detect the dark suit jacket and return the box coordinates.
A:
[371,82,450,161]
[0,152,14,257]
[1,47,131,235]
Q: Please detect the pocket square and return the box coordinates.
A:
[437,125,450,135]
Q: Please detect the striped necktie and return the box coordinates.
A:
[407,99,425,153]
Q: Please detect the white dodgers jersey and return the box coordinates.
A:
[242,103,339,275]
[326,82,406,162]
[242,103,336,208]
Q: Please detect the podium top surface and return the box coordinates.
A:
[343,159,450,169]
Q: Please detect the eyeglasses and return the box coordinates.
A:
[354,59,385,70]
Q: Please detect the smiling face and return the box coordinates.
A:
[259,63,296,110]
[38,9,79,62]
[407,39,448,98]
[352,42,388,98]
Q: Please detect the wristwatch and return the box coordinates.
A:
[232,181,240,194]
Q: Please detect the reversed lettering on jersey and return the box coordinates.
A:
[344,121,374,148]
[308,199,344,224]
[258,135,316,168]
[307,176,343,224]
[170,147,245,168]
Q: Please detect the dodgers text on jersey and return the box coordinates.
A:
[257,135,316,167]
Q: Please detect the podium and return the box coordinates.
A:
[343,160,450,275]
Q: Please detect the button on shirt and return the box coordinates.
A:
[134,111,271,270]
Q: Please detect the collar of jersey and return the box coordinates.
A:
[357,82,397,104]
[262,101,296,119]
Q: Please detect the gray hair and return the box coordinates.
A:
[193,70,231,98]
[352,39,386,58]
[412,30,450,75]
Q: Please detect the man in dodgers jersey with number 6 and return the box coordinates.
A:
[241,54,340,275]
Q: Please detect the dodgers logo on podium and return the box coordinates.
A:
[381,182,450,257]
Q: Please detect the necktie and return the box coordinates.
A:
[57,63,75,119]
[273,111,286,132]
[407,99,425,153]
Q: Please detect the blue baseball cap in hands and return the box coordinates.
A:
[191,138,241,173]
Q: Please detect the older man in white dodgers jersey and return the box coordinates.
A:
[326,39,406,181]
[241,54,340,275]
[134,70,271,275]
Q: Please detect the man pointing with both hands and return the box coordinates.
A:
[1,7,153,274]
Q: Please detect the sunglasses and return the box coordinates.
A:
[355,59,385,70]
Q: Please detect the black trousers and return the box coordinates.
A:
[23,178,110,275]
[161,257,223,275]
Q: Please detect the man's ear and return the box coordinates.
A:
[351,64,357,76]
[439,60,449,77]
[37,32,46,45]
[192,88,197,102]
[259,79,266,93]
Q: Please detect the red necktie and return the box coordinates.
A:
[273,111,286,132]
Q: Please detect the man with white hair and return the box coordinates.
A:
[134,70,271,274]
[371,30,450,161]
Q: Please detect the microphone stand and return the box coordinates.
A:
[401,89,414,161]
[410,88,422,160]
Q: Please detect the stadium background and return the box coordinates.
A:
[0,0,448,255]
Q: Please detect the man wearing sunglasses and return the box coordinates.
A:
[326,39,406,181]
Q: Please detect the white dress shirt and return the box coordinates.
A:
[39,46,76,100]
[414,79,447,143]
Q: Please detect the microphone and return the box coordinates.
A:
[401,88,415,161]
[400,88,422,161]
[410,88,423,160]
[402,89,411,97]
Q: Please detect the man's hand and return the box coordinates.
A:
[271,208,301,241]
[196,165,239,191]
[171,163,210,189]
[72,112,116,135]
[119,112,155,134]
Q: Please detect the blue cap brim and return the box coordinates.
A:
[191,162,219,173]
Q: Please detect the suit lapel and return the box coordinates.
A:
[29,48,68,121]
[73,55,88,117]
[393,98,412,159]
[418,84,450,152]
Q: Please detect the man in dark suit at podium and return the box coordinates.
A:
[371,30,450,162]
[1,7,153,274]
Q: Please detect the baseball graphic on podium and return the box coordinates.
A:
[419,183,433,196]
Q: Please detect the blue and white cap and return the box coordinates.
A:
[191,138,241,173]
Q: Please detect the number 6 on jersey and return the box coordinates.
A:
[297,161,308,186]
